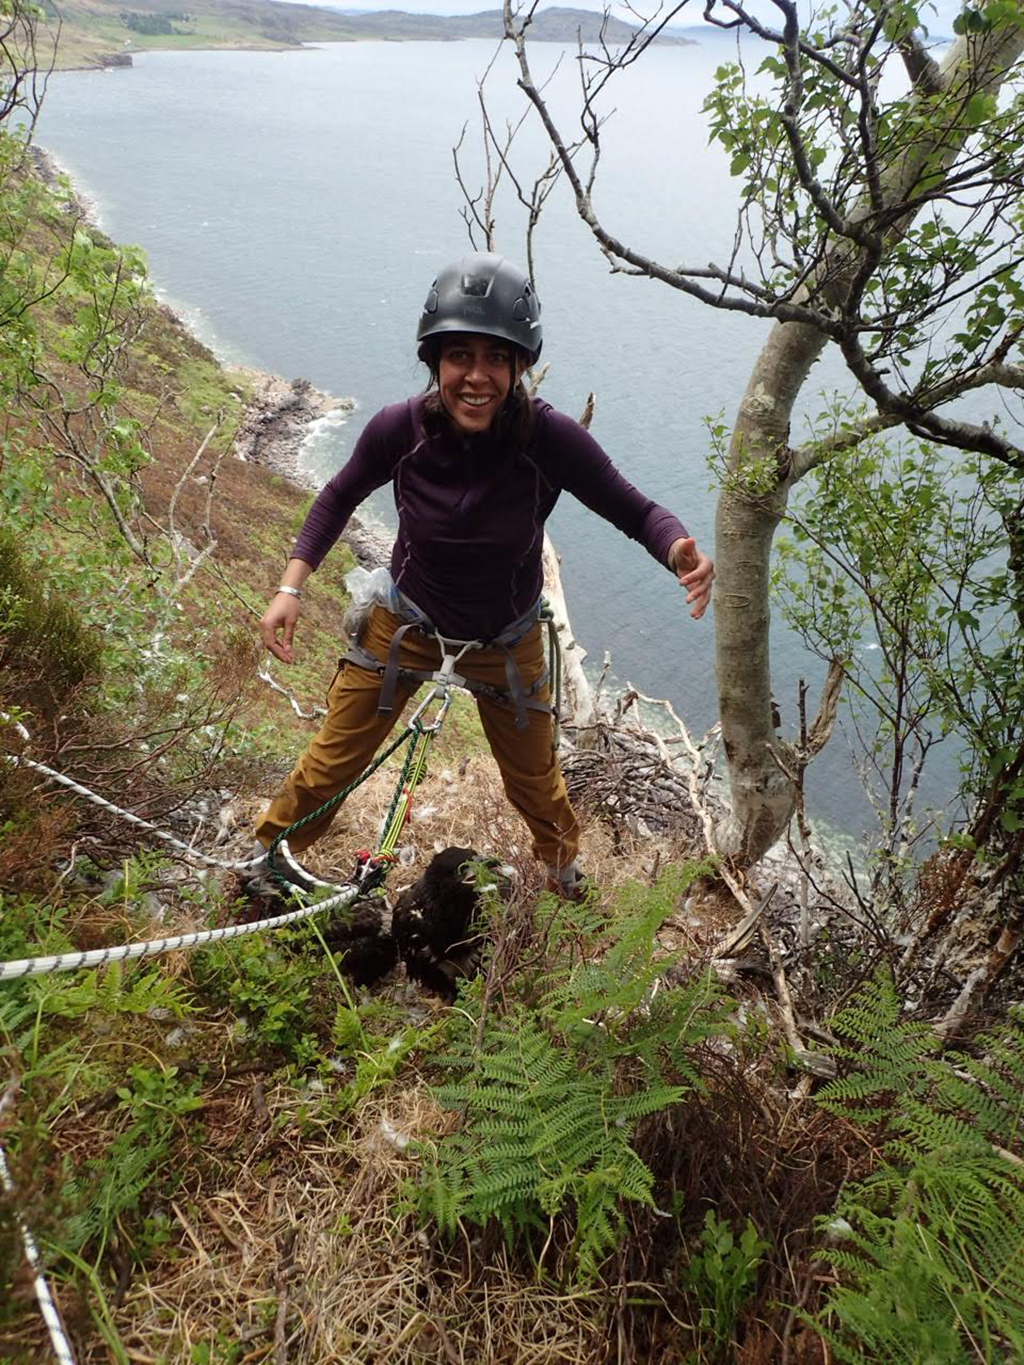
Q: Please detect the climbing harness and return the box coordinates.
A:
[0,603,565,980]
[340,590,562,743]
[264,669,453,899]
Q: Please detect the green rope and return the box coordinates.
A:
[377,724,430,853]
[265,604,565,895]
[266,724,415,885]
[540,600,562,753]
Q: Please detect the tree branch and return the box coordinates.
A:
[503,1,835,327]
[899,29,943,94]
[839,329,1024,469]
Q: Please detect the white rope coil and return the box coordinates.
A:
[7,752,263,872]
[0,882,358,981]
[0,1139,78,1365]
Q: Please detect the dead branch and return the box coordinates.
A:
[258,666,327,722]
[761,923,837,1079]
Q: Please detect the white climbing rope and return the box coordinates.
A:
[0,1135,78,1365]
[0,722,362,1365]
[0,717,360,980]
[7,751,264,872]
[0,881,359,981]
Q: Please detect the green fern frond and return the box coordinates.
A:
[416,873,735,1281]
[811,972,1024,1360]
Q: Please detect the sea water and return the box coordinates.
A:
[34,36,955,842]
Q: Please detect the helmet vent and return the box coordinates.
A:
[416,254,542,362]
[461,273,492,297]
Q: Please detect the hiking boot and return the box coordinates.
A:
[544,862,590,903]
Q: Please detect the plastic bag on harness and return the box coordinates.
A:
[342,566,401,641]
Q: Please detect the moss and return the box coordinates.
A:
[174,355,247,443]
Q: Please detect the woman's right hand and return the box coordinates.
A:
[260,592,302,664]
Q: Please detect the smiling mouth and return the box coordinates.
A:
[458,394,495,407]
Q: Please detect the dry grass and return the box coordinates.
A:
[103,1084,608,1365]
[227,726,708,923]
[8,757,714,1365]
[1,749,843,1365]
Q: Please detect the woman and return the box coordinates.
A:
[254,253,714,896]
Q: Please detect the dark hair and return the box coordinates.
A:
[418,336,536,455]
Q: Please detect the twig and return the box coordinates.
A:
[171,1200,211,1263]
[257,666,327,721]
[251,1077,270,1127]
[761,925,837,1079]
[273,1227,296,1365]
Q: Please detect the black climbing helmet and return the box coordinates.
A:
[416,253,543,364]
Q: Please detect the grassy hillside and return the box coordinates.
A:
[44,0,693,69]
[46,0,364,67]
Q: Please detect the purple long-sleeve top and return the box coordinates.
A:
[292,395,688,641]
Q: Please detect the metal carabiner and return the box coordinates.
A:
[409,683,454,734]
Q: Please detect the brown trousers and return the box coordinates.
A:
[255,606,580,870]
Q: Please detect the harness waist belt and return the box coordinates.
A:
[341,596,550,731]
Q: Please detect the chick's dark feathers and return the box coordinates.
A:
[319,848,509,997]
[392,846,507,1000]
[320,897,398,986]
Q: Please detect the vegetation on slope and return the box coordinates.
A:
[43,0,366,68]
[2,11,1024,1362]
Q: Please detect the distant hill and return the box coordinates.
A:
[50,0,694,68]
[329,7,696,44]
[49,0,361,66]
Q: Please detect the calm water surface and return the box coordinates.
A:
[36,37,948,841]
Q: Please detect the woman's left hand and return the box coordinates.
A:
[669,537,715,620]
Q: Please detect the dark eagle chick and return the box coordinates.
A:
[392,846,509,1000]
[319,896,398,987]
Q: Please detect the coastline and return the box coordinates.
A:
[32,142,392,570]
[229,368,392,569]
[31,144,98,224]
[230,368,353,491]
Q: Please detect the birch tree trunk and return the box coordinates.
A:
[714,323,824,861]
[714,26,1024,863]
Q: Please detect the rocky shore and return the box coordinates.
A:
[231,369,352,487]
[231,368,392,569]
[32,148,391,571]
[31,146,97,223]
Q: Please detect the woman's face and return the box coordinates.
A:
[438,334,520,434]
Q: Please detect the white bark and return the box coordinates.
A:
[714,26,1024,864]
[715,323,824,861]
[542,532,598,730]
